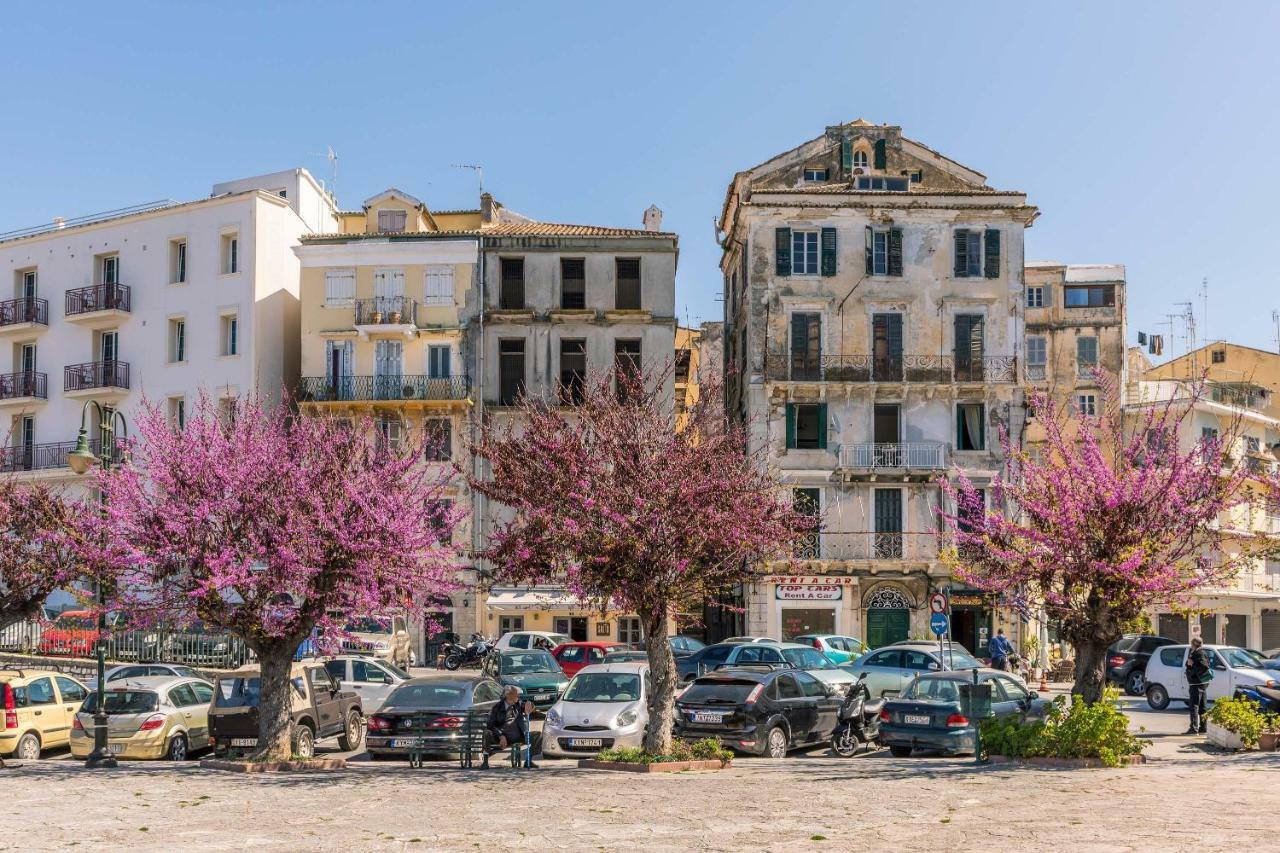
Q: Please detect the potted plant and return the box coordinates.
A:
[388,310,402,324]
[1205,696,1267,750]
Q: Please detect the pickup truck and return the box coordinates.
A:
[208,662,363,757]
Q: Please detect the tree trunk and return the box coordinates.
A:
[1072,638,1110,705]
[251,642,296,762]
[642,611,677,755]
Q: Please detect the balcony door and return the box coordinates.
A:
[326,340,352,400]
[790,312,821,380]
[954,315,985,381]
[20,343,36,374]
[873,404,900,466]
[374,340,402,400]
[871,313,903,381]
[99,331,118,365]
[873,488,903,558]
[374,269,405,317]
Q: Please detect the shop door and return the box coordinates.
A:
[1224,615,1247,648]
[951,607,991,657]
[570,617,588,642]
[781,608,835,641]
[866,608,909,650]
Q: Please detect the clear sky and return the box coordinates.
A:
[3,2,1278,354]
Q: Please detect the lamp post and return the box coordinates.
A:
[67,400,127,770]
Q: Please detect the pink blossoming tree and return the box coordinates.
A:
[468,369,811,753]
[88,395,461,760]
[940,376,1253,703]
[0,481,82,634]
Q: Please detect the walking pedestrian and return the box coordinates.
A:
[481,685,537,769]
[1185,637,1213,735]
[988,628,1014,672]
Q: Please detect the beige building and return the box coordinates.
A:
[674,321,723,431]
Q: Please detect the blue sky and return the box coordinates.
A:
[3,2,1278,353]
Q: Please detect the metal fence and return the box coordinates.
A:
[0,620,250,670]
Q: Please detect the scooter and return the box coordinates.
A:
[1235,684,1280,713]
[443,634,494,670]
[830,672,885,757]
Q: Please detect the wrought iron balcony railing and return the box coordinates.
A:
[64,360,130,392]
[839,442,948,470]
[299,374,470,402]
[776,354,1016,383]
[0,371,47,400]
[793,531,943,561]
[65,283,131,316]
[0,297,49,328]
[1025,363,1047,381]
[0,438,122,473]
[354,297,418,327]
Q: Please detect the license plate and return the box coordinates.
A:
[569,738,603,748]
[230,738,258,747]
[903,714,931,726]
[692,711,726,724]
[533,694,551,701]
[108,744,127,754]
[390,738,421,748]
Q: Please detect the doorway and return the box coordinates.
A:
[951,606,991,657]
[781,607,835,641]
[555,617,589,642]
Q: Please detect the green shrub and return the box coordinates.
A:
[979,687,1147,767]
[595,738,732,765]
[1205,696,1278,748]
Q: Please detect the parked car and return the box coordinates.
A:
[0,669,90,759]
[365,676,503,760]
[1144,644,1279,710]
[1106,634,1178,695]
[164,622,248,669]
[552,642,627,677]
[69,676,215,761]
[207,663,364,758]
[36,610,100,658]
[603,649,649,663]
[482,650,570,712]
[670,635,706,659]
[792,634,870,665]
[879,670,1043,757]
[774,643,860,689]
[841,642,983,699]
[494,631,571,652]
[676,641,747,684]
[323,656,409,714]
[673,669,841,758]
[543,662,649,758]
[87,663,203,691]
[723,636,781,644]
[341,615,414,669]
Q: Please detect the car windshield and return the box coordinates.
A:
[381,662,410,679]
[782,648,831,669]
[1113,637,1141,653]
[563,673,641,702]
[1219,647,1262,668]
[214,676,305,708]
[82,690,159,714]
[936,649,981,670]
[385,683,469,708]
[55,614,96,630]
[500,652,558,674]
[902,678,964,701]
[345,617,392,634]
[680,679,758,704]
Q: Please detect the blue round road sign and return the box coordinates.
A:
[930,612,949,637]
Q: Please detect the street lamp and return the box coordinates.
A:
[67,400,128,770]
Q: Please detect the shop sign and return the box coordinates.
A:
[762,575,857,586]
[776,584,843,601]
[950,591,990,607]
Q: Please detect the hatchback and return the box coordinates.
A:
[69,676,215,761]
[842,642,983,699]
[551,642,627,678]
[543,662,649,757]
[674,669,841,757]
[792,635,870,665]
[0,669,90,759]
[482,650,570,711]
[1144,644,1278,710]
[879,670,1042,756]
[1105,634,1178,695]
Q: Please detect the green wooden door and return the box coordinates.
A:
[866,608,910,649]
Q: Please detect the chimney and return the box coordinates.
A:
[480,192,494,224]
[643,204,663,232]
[53,217,66,230]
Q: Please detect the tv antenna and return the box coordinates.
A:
[313,146,338,203]
[452,164,484,200]
[1273,310,1280,354]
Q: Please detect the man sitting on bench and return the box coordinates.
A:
[482,685,536,769]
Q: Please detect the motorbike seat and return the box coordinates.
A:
[862,698,885,716]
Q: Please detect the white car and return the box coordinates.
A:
[1143,644,1279,710]
[723,636,781,644]
[86,663,204,692]
[542,662,649,758]
[322,656,408,714]
[494,631,571,652]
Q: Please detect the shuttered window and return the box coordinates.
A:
[954,230,982,277]
[790,312,821,380]
[864,228,903,276]
[1077,336,1098,370]
[561,258,586,309]
[377,210,407,233]
[324,269,355,307]
[873,139,887,169]
[791,231,819,275]
[615,258,641,310]
[820,228,837,276]
[775,227,792,276]
[984,229,1001,278]
[786,403,827,450]
[1026,336,1047,366]
[500,258,525,309]
[424,418,452,462]
[498,339,526,405]
[424,266,454,306]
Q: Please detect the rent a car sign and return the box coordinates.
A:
[774,585,843,601]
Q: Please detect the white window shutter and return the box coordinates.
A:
[325,269,354,306]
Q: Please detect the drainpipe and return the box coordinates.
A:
[472,239,486,636]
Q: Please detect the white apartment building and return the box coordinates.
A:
[0,168,337,497]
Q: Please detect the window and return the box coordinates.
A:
[1076,393,1097,417]
[168,684,199,708]
[220,314,239,356]
[787,403,827,450]
[1026,336,1046,366]
[791,231,819,275]
[377,209,407,232]
[615,258,641,310]
[1159,647,1185,667]
[865,228,903,276]
[100,255,119,284]
[498,339,526,405]
[852,150,869,169]
[559,338,587,404]
[20,269,37,298]
[423,418,451,462]
[855,176,909,191]
[169,240,187,284]
[618,617,642,645]
[902,651,932,671]
[793,487,820,558]
[614,339,641,398]
[168,396,186,430]
[790,312,821,379]
[803,168,828,182]
[560,258,586,309]
[956,403,985,451]
[167,318,186,363]
[424,265,453,306]
[499,616,525,635]
[909,169,923,183]
[25,677,55,706]
[375,417,403,450]
[427,345,451,379]
[1064,285,1115,307]
[558,646,586,664]
[324,269,355,307]
[1211,349,1226,364]
[500,258,525,309]
[1026,286,1044,308]
[1077,336,1098,374]
[953,230,982,277]
[55,676,87,703]
[221,234,238,275]
[864,650,901,669]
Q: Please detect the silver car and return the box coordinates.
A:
[841,642,982,699]
[323,655,408,714]
[542,662,648,758]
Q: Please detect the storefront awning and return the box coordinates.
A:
[485,587,617,612]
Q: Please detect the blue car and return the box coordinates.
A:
[879,669,1043,757]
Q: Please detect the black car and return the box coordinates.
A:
[676,641,748,684]
[366,676,503,760]
[1107,634,1177,695]
[673,668,841,758]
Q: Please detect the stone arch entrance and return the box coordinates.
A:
[864,585,912,649]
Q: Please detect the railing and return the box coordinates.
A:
[794,531,942,561]
[0,297,48,327]
[354,297,418,327]
[1244,455,1278,478]
[1025,363,1046,381]
[0,370,47,400]
[299,374,470,402]
[65,283,131,316]
[1211,385,1269,412]
[0,620,249,670]
[839,442,948,470]
[1077,362,1098,379]
[0,438,122,473]
[64,360,130,392]
[776,354,1016,383]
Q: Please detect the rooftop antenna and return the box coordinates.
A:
[1273,310,1280,354]
[312,147,338,203]
[452,164,484,200]
[1200,277,1209,350]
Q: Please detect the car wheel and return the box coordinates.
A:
[292,725,315,759]
[1146,683,1170,711]
[338,710,364,752]
[15,732,41,760]
[1124,670,1146,696]
[888,745,912,758]
[166,734,188,761]
[765,726,788,759]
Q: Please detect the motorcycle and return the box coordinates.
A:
[1235,684,1280,713]
[443,633,494,671]
[830,672,884,757]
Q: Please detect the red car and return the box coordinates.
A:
[551,642,627,677]
[37,610,100,657]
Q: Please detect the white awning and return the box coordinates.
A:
[484,588,616,612]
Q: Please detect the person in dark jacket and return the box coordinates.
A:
[1185,637,1213,734]
[988,629,1014,672]
[482,685,536,769]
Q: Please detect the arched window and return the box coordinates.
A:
[866,587,910,609]
[852,150,869,169]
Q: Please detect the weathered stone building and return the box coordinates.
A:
[717,120,1038,653]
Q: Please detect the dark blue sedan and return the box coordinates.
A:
[879,670,1043,757]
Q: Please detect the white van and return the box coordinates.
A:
[1143,644,1277,710]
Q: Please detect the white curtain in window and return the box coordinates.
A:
[963,404,983,449]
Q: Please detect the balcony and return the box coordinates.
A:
[793,531,941,562]
[0,371,47,406]
[64,360,130,399]
[1077,362,1098,379]
[0,438,122,474]
[299,374,470,403]
[65,283,131,327]
[0,297,49,334]
[839,442,948,473]
[776,354,1016,384]
[354,297,417,334]
[1025,363,1047,381]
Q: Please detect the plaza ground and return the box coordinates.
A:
[3,691,1277,852]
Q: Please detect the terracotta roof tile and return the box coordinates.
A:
[301,221,677,242]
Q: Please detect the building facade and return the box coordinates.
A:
[718,120,1038,653]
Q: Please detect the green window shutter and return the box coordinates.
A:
[817,403,828,449]
[775,227,792,277]
[984,228,1001,278]
[874,139,887,169]
[785,404,796,448]
[820,227,837,276]
[887,228,903,277]
[864,226,874,275]
[953,230,968,277]
[841,138,852,172]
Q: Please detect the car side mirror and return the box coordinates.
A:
[927,662,939,671]
[1027,691,1039,702]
